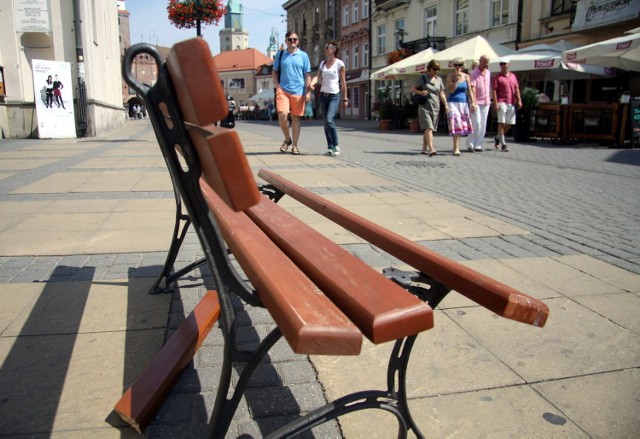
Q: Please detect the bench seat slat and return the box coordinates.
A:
[258,169,549,327]
[201,183,363,355]
[114,290,220,433]
[247,197,434,344]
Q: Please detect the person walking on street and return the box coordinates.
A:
[492,57,522,152]
[410,60,448,156]
[467,55,491,152]
[267,100,275,122]
[445,57,474,156]
[273,31,311,155]
[313,40,347,156]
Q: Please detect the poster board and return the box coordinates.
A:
[32,60,76,138]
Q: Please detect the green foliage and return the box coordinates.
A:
[404,97,419,120]
[377,87,394,120]
[379,99,395,120]
[520,87,540,113]
[518,87,540,128]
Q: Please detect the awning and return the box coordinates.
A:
[346,69,370,84]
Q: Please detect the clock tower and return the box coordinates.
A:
[219,0,249,52]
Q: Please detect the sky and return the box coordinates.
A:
[125,0,288,55]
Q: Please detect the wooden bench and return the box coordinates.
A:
[118,38,549,438]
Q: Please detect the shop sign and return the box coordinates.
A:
[572,0,640,31]
[534,59,556,69]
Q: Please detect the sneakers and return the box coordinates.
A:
[502,144,509,152]
[494,136,500,149]
[333,146,341,156]
[467,146,474,153]
[325,150,334,156]
[474,147,483,152]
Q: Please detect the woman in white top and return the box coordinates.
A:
[311,40,348,156]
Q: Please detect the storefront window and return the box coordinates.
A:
[551,0,572,16]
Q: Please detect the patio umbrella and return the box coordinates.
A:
[488,50,615,80]
[248,88,275,102]
[519,40,578,53]
[370,48,437,80]
[428,35,515,70]
[562,32,640,72]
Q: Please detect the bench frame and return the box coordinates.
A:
[122,40,547,438]
[122,42,448,438]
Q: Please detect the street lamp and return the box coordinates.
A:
[394,28,406,50]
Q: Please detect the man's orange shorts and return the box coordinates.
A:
[275,87,305,117]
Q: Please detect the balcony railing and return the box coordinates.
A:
[374,0,410,12]
[402,36,447,52]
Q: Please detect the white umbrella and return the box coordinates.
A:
[489,50,614,80]
[248,88,275,102]
[370,48,437,80]
[519,40,578,53]
[429,35,515,70]
[562,32,640,72]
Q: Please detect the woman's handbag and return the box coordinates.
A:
[411,93,427,105]
[411,74,428,105]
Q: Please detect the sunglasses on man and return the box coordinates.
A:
[287,37,298,42]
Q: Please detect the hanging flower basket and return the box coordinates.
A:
[386,48,412,65]
[167,0,225,30]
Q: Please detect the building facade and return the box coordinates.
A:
[340,0,371,119]
[214,49,275,106]
[369,0,639,108]
[0,0,125,138]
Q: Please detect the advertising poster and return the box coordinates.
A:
[32,59,76,138]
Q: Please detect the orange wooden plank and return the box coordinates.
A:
[258,169,549,327]
[166,39,260,213]
[114,290,221,433]
[247,197,434,344]
[201,183,363,355]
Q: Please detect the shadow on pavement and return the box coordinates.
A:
[0,266,94,435]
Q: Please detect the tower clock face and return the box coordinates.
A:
[232,15,241,29]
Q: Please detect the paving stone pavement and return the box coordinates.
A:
[0,118,638,438]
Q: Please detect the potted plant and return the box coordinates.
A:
[378,100,394,130]
[514,87,540,142]
[377,87,393,130]
[404,98,420,133]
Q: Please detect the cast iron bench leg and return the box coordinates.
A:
[149,197,205,294]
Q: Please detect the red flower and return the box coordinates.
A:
[386,48,412,65]
[167,0,225,30]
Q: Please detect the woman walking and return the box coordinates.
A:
[410,60,448,156]
[312,40,348,156]
[445,58,474,156]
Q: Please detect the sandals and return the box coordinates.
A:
[280,138,292,153]
[291,146,300,155]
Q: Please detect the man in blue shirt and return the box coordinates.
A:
[273,31,311,155]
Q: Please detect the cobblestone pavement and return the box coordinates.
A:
[237,118,640,275]
[0,119,638,438]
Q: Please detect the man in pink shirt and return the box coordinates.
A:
[467,54,491,152]
[491,57,522,152]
